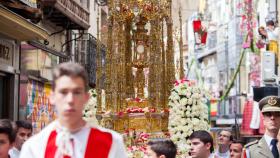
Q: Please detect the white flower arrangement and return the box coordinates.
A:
[83,89,99,125]
[168,79,210,156]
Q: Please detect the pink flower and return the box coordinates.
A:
[237,3,242,9]
[124,129,129,134]
[134,97,141,102]
[174,80,180,86]
[118,111,124,116]
[242,42,250,48]
[241,15,247,21]
[180,78,189,84]
[127,107,145,113]
[149,108,156,113]
[248,31,253,38]
[256,40,265,49]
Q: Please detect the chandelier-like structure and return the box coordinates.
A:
[97,0,175,133]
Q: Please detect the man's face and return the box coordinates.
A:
[263,112,280,133]
[217,130,232,146]
[190,138,211,158]
[14,127,32,150]
[0,134,12,158]
[230,143,243,158]
[50,76,89,126]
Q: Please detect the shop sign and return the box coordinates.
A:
[0,39,13,66]
[19,0,37,8]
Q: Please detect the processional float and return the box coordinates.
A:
[96,0,175,133]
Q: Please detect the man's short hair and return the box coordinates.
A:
[14,120,32,133]
[0,119,15,143]
[230,139,245,148]
[52,62,88,90]
[218,129,233,141]
[147,139,177,158]
[189,130,214,153]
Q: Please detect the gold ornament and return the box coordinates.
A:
[268,97,277,106]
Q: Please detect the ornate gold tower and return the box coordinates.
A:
[98,0,175,133]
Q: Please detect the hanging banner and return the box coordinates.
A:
[210,99,218,116]
[193,20,202,32]
[193,20,208,45]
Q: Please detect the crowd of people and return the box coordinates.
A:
[0,119,246,158]
[0,119,32,158]
[187,129,244,158]
[258,20,279,58]
[0,119,244,158]
[0,62,279,158]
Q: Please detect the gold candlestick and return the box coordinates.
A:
[96,7,102,112]
[179,7,184,79]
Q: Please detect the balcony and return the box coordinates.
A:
[41,0,90,30]
[0,5,48,41]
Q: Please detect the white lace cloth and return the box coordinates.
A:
[55,127,74,157]
[54,122,90,158]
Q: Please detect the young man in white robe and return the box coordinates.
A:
[20,62,128,158]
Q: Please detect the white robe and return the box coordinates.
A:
[9,147,20,158]
[19,121,128,158]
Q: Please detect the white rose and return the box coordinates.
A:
[178,88,187,95]
[187,98,193,105]
[186,92,192,98]
[185,110,191,116]
[180,98,188,106]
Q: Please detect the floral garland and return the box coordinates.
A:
[168,79,209,156]
[126,107,156,113]
[125,129,150,158]
[127,145,147,158]
[238,0,258,52]
[83,89,99,125]
[125,130,171,158]
[221,0,260,100]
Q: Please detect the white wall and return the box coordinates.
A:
[88,1,98,37]
[39,20,66,52]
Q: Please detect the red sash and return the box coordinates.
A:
[45,128,113,158]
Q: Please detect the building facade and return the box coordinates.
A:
[191,0,244,126]
[0,1,48,120]
[0,0,92,132]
